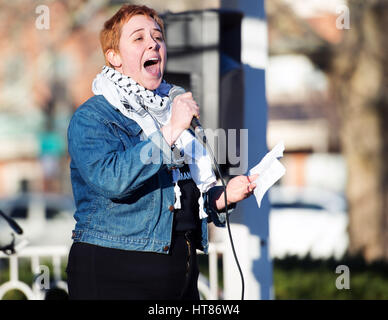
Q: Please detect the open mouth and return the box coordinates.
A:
[144,58,159,68]
[143,58,160,76]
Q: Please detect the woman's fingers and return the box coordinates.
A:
[248,174,259,183]
[246,174,258,193]
[162,92,200,145]
[171,92,200,129]
[180,91,193,99]
[248,182,256,193]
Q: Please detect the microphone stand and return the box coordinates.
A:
[0,210,24,255]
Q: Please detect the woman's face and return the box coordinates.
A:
[113,15,167,90]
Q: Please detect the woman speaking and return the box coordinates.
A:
[66,4,258,300]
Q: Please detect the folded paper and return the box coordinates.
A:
[249,142,286,208]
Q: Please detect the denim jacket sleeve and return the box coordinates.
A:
[204,186,237,227]
[68,108,180,200]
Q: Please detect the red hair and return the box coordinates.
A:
[100,4,165,67]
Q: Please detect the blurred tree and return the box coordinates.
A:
[267,0,388,262]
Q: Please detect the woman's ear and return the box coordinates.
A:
[106,49,122,68]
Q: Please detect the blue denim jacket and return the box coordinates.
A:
[67,95,227,254]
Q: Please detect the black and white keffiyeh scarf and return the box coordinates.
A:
[92,66,217,218]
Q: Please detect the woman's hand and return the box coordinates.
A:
[161,92,199,146]
[214,174,259,211]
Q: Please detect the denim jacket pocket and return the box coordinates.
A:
[108,120,142,148]
[124,120,142,136]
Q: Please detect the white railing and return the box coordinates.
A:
[0,243,69,300]
[0,241,226,300]
[197,241,225,300]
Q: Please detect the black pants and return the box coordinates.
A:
[66,231,200,300]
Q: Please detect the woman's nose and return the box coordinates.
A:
[148,36,159,50]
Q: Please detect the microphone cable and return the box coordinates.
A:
[139,89,245,299]
[196,133,245,300]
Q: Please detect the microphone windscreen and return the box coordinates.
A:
[168,86,186,101]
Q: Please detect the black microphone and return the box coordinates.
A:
[168,86,207,143]
[0,210,23,235]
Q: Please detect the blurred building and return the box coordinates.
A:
[266,0,347,193]
[0,1,106,196]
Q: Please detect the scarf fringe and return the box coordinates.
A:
[173,182,182,210]
[198,192,208,219]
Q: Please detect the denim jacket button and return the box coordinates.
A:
[163,245,169,252]
[168,205,174,212]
